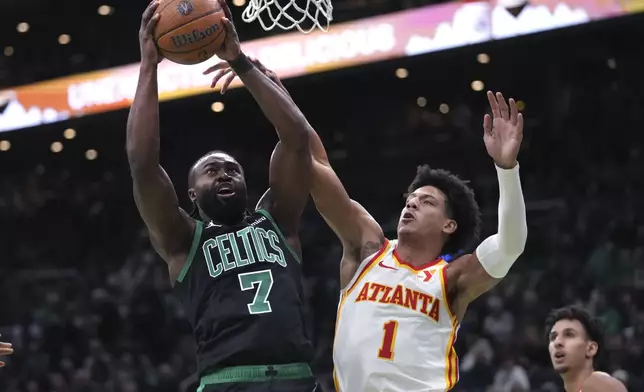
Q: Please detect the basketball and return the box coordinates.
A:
[154,0,227,65]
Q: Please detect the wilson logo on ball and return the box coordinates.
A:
[176,1,194,15]
[170,24,220,48]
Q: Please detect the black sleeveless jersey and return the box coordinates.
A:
[173,209,314,376]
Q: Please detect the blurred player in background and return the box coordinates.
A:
[207,59,527,391]
[546,306,627,392]
[127,1,318,391]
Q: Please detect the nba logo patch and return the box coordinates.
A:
[177,1,194,15]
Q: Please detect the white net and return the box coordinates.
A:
[241,0,333,34]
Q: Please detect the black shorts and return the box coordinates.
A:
[199,378,317,392]
[197,363,317,392]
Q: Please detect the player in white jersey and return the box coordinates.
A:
[324,91,527,392]
[336,239,459,391]
[208,61,528,391]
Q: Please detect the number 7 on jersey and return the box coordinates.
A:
[238,269,274,314]
[378,320,399,360]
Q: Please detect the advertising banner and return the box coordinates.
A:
[0,0,638,132]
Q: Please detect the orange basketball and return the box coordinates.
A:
[154,0,227,65]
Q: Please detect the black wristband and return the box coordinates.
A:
[229,53,254,75]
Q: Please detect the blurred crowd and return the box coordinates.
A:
[2,19,644,392]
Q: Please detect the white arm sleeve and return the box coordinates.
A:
[475,164,527,278]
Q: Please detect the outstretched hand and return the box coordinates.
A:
[0,337,14,368]
[203,57,288,96]
[483,91,524,169]
[213,0,242,61]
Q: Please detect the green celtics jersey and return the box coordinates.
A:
[173,209,313,376]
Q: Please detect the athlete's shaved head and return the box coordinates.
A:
[188,150,248,224]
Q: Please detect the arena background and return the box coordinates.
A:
[1,0,643,390]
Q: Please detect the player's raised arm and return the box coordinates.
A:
[451,92,527,306]
[203,5,311,242]
[256,64,385,264]
[212,59,385,286]
[126,1,195,279]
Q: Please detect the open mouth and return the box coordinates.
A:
[216,183,235,197]
[554,352,565,360]
[402,212,415,220]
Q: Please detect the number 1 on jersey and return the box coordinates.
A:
[378,320,399,360]
[238,269,274,314]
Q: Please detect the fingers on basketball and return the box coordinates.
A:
[221,17,236,38]
[155,0,228,65]
[146,13,161,35]
[143,1,159,25]
[219,0,233,20]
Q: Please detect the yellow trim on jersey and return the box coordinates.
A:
[440,264,460,390]
[333,240,392,392]
[335,239,391,331]
[391,252,423,273]
[391,251,446,274]
[333,369,340,392]
[345,239,391,295]
[439,263,458,322]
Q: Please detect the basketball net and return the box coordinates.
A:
[241,0,333,34]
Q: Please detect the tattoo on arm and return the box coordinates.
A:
[360,237,386,261]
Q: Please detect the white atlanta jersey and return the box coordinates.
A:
[333,239,460,392]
